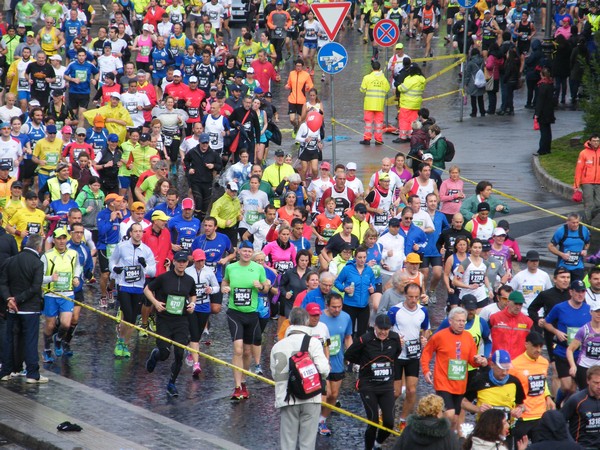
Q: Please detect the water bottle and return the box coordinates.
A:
[349,282,355,296]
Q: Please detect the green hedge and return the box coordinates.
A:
[538,132,584,185]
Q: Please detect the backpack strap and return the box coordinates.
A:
[300,333,311,352]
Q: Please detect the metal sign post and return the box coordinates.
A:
[372,19,399,135]
[457,0,476,122]
[318,42,348,167]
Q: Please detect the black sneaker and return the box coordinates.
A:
[359,140,371,145]
[146,348,159,373]
[167,382,179,397]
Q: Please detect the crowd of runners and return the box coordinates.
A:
[0,0,597,448]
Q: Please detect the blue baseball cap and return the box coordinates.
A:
[239,240,253,250]
[46,124,57,134]
[0,122,10,129]
[108,133,119,142]
[491,349,512,370]
[199,133,210,143]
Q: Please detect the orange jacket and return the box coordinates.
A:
[286,69,313,105]
[267,10,292,31]
[574,141,600,188]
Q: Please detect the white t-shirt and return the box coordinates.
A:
[202,2,225,29]
[97,54,124,83]
[307,177,333,213]
[248,218,274,251]
[238,189,269,230]
[369,170,403,197]
[345,177,364,196]
[120,91,150,128]
[412,209,434,232]
[49,65,67,91]
[17,58,33,92]
[0,106,22,124]
[180,135,199,155]
[479,302,501,323]
[377,231,406,271]
[509,269,553,310]
[0,137,23,178]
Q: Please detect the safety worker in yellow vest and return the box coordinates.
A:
[396,63,426,142]
[359,61,390,146]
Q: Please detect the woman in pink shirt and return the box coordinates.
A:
[439,165,465,222]
[263,224,297,275]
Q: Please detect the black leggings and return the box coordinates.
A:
[118,290,144,324]
[360,387,395,450]
[156,317,189,383]
[342,304,370,339]
[188,311,210,342]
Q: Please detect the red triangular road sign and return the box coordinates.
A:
[311,2,351,42]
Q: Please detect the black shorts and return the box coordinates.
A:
[447,6,460,19]
[288,103,303,115]
[422,26,435,34]
[18,159,37,180]
[554,355,572,378]
[188,310,210,342]
[74,290,84,303]
[327,372,345,382]
[412,7,421,17]
[420,256,443,268]
[98,249,110,273]
[287,31,299,40]
[579,8,589,19]
[118,290,144,324]
[68,93,90,110]
[226,308,261,345]
[374,282,383,294]
[482,38,495,51]
[437,391,464,415]
[476,298,490,308]
[210,291,223,304]
[394,358,420,379]
[298,147,319,162]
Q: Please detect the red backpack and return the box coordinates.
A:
[285,334,323,403]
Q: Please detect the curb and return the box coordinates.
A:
[531,154,573,201]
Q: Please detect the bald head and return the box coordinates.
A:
[382,158,391,171]
[452,213,464,229]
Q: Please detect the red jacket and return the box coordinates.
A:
[143,6,166,29]
[251,60,279,93]
[489,308,533,360]
[142,226,173,277]
[574,141,600,188]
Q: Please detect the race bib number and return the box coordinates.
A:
[0,159,13,170]
[274,27,284,38]
[124,265,142,283]
[527,374,545,397]
[155,60,164,70]
[469,270,485,285]
[106,244,116,258]
[195,282,209,302]
[188,107,199,118]
[166,294,186,315]
[370,361,392,382]
[245,210,260,225]
[75,70,88,82]
[586,341,600,359]
[35,79,46,90]
[209,132,219,146]
[405,339,421,359]
[18,78,29,89]
[329,334,341,356]
[206,261,217,273]
[26,222,41,234]
[136,13,144,20]
[565,251,581,266]
[567,327,579,344]
[233,287,252,307]
[180,237,193,250]
[373,213,388,226]
[274,260,294,274]
[46,153,59,165]
[54,271,71,291]
[587,412,600,432]
[448,359,467,380]
[171,47,179,56]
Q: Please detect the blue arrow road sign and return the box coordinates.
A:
[318,42,348,75]
[457,0,477,8]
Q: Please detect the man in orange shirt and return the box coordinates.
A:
[285,58,313,139]
[509,331,555,443]
[421,306,488,432]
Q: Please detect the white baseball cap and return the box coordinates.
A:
[346,162,357,170]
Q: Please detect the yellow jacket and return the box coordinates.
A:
[6,58,20,96]
[83,104,133,144]
[210,192,241,229]
[398,74,427,110]
[360,70,390,112]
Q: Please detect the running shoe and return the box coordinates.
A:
[26,375,49,384]
[185,351,194,367]
[167,382,179,397]
[43,350,54,363]
[99,297,108,308]
[318,421,332,436]
[253,364,264,376]
[63,342,73,357]
[375,140,384,146]
[193,362,202,377]
[321,73,325,82]
[416,34,421,41]
[121,343,131,358]
[292,130,297,139]
[202,330,212,345]
[139,324,148,338]
[53,334,63,357]
[357,28,363,34]
[397,420,407,434]
[114,339,124,357]
[231,386,244,400]
[359,140,371,145]
[11,370,26,378]
[107,290,115,304]
[0,374,10,381]
[240,382,250,399]
[146,348,159,373]
[352,364,360,373]
[148,315,157,332]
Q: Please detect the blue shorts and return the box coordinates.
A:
[119,176,131,189]
[43,294,74,317]
[17,91,31,101]
[37,173,50,190]
[304,41,317,49]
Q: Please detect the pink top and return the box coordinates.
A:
[439,178,465,215]
[136,34,153,63]
[263,241,297,274]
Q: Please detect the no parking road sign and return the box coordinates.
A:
[373,19,400,48]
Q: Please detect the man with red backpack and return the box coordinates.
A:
[270,307,329,450]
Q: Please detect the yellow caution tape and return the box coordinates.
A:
[410,54,466,62]
[50,289,401,437]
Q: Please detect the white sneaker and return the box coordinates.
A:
[26,375,49,384]
[185,351,194,367]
